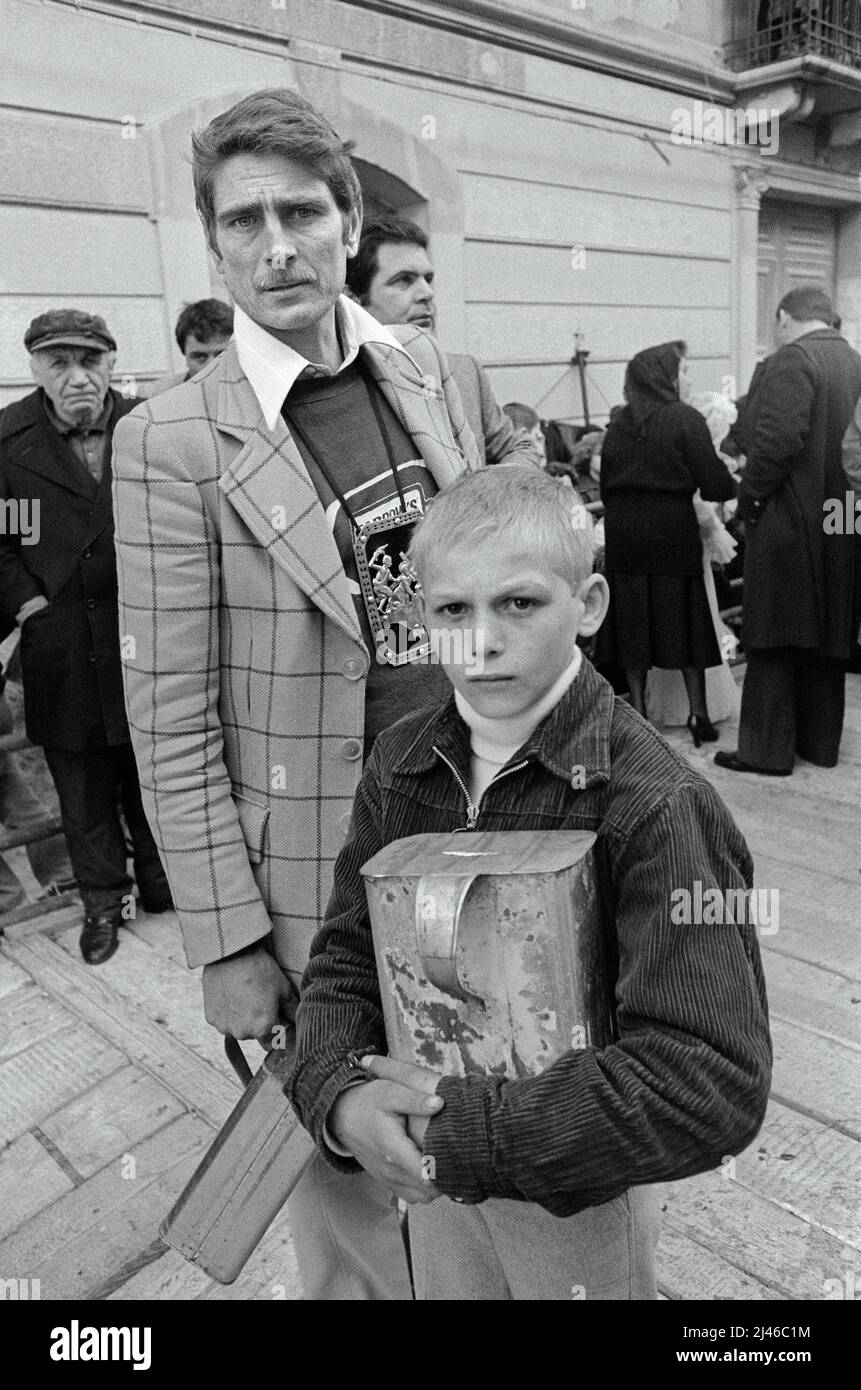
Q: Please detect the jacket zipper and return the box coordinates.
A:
[433,745,529,831]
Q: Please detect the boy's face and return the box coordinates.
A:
[420,539,608,719]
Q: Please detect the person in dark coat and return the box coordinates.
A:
[0,310,171,963]
[716,287,861,775]
[594,340,737,742]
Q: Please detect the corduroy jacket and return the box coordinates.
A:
[290,657,772,1217]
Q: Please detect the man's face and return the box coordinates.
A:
[419,540,586,720]
[362,242,436,331]
[183,331,232,376]
[527,422,547,462]
[30,345,114,427]
[208,153,360,346]
[774,310,793,347]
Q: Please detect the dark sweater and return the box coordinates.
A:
[600,400,736,576]
[289,657,772,1217]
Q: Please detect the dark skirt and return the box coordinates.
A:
[595,570,722,670]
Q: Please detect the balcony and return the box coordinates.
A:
[727,1,861,70]
[724,1,861,136]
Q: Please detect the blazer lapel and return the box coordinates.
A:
[214,358,361,644]
[361,340,466,489]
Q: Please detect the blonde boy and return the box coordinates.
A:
[289,467,771,1300]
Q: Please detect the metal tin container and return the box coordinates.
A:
[361,829,613,1080]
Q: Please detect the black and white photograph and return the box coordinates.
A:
[0,0,859,1341]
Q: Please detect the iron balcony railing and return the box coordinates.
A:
[726,0,861,70]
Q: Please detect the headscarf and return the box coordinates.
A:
[622,340,686,435]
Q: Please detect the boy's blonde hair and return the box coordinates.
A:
[408,465,595,590]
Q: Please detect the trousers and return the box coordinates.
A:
[42,743,167,916]
[408,1185,660,1301]
[286,1155,414,1300]
[737,647,847,772]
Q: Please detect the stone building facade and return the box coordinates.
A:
[2,0,860,418]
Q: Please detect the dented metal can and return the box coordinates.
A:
[361,829,614,1080]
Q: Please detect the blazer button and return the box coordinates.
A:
[342,656,366,681]
[340,738,362,761]
[87,599,96,609]
[82,549,92,560]
[88,653,96,663]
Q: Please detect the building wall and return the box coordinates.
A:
[1,0,858,418]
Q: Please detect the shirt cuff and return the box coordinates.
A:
[16,596,48,625]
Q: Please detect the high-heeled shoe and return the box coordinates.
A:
[687,714,719,748]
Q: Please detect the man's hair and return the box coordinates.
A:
[502,402,540,431]
[346,215,429,300]
[174,299,234,352]
[191,88,363,251]
[408,466,594,592]
[777,285,833,325]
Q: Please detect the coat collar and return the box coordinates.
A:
[0,389,125,506]
[211,329,469,646]
[389,655,614,792]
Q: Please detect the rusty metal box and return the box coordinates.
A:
[361,829,613,1079]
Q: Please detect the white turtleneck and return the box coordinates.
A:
[454,647,583,807]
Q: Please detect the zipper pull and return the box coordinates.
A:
[464,803,479,831]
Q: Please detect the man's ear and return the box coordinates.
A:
[104,350,117,374]
[344,206,361,258]
[28,353,42,385]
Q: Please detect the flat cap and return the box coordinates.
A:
[25,309,117,354]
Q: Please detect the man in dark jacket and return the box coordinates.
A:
[716,287,861,775]
[0,310,170,962]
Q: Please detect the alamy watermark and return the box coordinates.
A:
[375,625,486,672]
[0,498,39,545]
[823,492,861,534]
[670,102,780,156]
[670,881,779,935]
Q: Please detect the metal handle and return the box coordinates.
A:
[224,1035,254,1087]
[415,873,482,1003]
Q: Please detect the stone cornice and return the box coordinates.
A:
[348,0,737,99]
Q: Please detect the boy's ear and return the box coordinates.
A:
[575,573,610,638]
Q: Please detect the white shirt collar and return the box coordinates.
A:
[233,296,409,431]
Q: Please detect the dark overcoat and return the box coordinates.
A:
[739,329,861,657]
[0,387,139,748]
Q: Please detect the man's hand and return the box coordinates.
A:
[202,945,297,1043]
[360,1054,445,1150]
[329,1078,444,1205]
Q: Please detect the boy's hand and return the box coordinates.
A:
[360,1054,446,1149]
[329,1079,443,1205]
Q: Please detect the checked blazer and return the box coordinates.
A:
[112,325,481,975]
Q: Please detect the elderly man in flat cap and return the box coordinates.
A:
[0,310,171,963]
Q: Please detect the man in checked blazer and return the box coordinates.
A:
[112,89,481,1299]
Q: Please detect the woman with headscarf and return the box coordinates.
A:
[594,341,737,744]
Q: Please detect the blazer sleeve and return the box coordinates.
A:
[474,362,544,468]
[112,409,275,967]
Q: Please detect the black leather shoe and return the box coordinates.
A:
[714,750,791,777]
[79,910,121,965]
